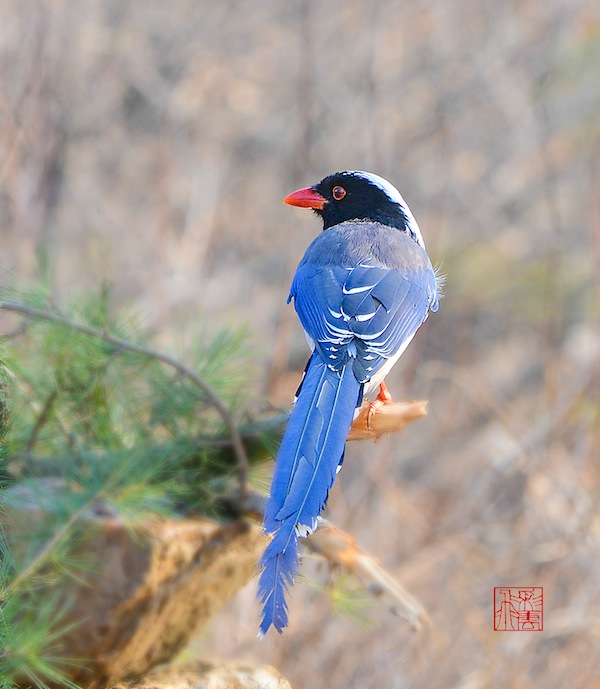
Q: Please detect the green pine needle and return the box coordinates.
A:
[0,282,267,688]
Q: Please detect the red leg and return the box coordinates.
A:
[367,381,393,430]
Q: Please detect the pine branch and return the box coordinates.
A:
[24,389,58,453]
[0,299,250,493]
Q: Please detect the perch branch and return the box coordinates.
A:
[0,300,250,493]
[348,399,428,440]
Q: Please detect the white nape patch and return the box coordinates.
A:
[348,170,426,250]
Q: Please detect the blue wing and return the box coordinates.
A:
[291,259,437,383]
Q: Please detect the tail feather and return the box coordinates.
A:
[258,354,361,636]
[257,536,297,637]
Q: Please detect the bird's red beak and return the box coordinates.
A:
[283,187,326,210]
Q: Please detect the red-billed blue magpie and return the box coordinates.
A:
[258,171,440,636]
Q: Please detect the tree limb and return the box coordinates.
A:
[306,519,428,630]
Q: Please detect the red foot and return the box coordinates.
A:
[367,381,393,430]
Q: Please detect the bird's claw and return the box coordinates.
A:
[367,381,393,430]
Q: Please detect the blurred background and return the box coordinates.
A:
[1,0,599,687]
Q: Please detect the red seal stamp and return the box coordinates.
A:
[494,587,543,631]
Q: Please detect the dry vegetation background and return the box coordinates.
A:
[2,0,600,688]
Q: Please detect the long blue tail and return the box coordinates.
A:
[258,354,362,636]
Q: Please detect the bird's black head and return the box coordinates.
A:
[284,170,425,248]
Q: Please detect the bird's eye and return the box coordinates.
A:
[332,185,346,201]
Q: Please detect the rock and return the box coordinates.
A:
[111,661,292,689]
[3,481,266,687]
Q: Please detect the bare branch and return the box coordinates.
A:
[306,520,428,630]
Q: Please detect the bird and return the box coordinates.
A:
[258,170,440,636]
